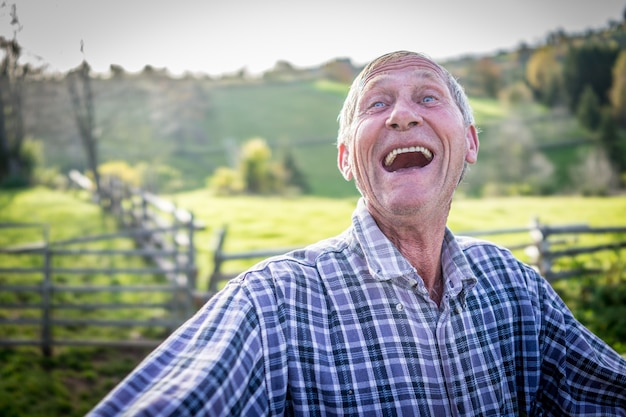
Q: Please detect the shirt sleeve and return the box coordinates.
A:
[533,276,626,415]
[87,280,269,417]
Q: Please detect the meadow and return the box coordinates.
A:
[2,186,625,290]
[0,187,625,416]
[167,190,626,288]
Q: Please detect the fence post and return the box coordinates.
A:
[172,204,186,320]
[209,226,227,294]
[128,189,138,228]
[139,192,149,246]
[112,177,124,218]
[117,181,130,227]
[140,192,148,226]
[528,217,552,277]
[41,234,53,358]
[186,212,196,292]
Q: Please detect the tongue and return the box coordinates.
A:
[386,152,431,172]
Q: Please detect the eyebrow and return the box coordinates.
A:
[360,68,445,92]
[359,70,447,102]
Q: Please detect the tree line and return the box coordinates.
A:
[525,35,626,179]
[1,3,626,196]
[0,3,101,195]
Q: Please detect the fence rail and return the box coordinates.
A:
[208,219,626,293]
[0,171,205,356]
[3,171,625,355]
[0,224,196,356]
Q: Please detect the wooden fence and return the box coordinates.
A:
[2,171,625,355]
[525,219,626,280]
[208,218,626,292]
[71,170,204,291]
[0,172,204,356]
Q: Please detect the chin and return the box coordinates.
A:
[381,196,429,216]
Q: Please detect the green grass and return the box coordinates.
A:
[0,187,180,328]
[1,187,625,415]
[166,190,626,288]
[468,97,509,124]
[0,188,111,243]
[0,188,181,416]
[207,82,345,143]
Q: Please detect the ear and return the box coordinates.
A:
[464,125,479,164]
[337,143,353,181]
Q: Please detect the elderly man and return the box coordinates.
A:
[90,51,626,416]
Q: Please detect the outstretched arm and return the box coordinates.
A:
[88,281,270,417]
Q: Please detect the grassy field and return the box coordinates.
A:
[0,187,625,416]
[166,189,626,288]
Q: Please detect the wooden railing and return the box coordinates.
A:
[208,219,626,292]
[3,171,623,355]
[70,170,204,290]
[0,171,205,356]
[0,222,197,356]
[208,225,299,295]
[524,219,626,280]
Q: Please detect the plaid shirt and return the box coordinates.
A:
[90,199,626,416]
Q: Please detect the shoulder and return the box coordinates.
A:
[244,232,352,277]
[455,235,530,269]
[232,232,353,297]
[454,235,543,291]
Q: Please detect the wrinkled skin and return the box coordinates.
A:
[337,55,479,300]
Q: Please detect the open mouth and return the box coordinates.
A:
[383,146,433,172]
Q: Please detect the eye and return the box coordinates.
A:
[372,101,385,108]
[422,95,436,103]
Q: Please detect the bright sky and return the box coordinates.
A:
[2,0,625,76]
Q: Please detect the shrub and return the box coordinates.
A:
[207,167,244,195]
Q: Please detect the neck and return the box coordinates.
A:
[371,206,448,306]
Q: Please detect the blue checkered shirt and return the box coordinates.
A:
[90,199,626,416]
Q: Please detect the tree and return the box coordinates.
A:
[0,3,31,186]
[263,60,299,82]
[207,139,310,195]
[569,146,618,195]
[474,57,501,98]
[67,59,101,196]
[525,46,562,106]
[207,167,244,195]
[598,109,626,177]
[609,50,626,127]
[109,64,126,79]
[563,44,619,113]
[240,137,273,194]
[576,85,602,131]
[282,148,310,193]
[322,58,355,83]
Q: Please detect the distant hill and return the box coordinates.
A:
[18,18,626,197]
[23,75,358,196]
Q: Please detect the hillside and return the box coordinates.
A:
[23,76,358,196]
[20,72,594,197]
[14,20,626,197]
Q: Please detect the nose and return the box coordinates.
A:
[386,99,423,131]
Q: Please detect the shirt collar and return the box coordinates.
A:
[441,227,478,297]
[350,198,477,295]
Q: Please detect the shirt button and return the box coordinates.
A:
[396,303,404,311]
[455,306,463,314]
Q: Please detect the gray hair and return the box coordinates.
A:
[337,51,475,150]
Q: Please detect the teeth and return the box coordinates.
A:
[384,146,433,167]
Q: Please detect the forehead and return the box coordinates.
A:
[359,56,448,91]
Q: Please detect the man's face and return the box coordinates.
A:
[338,56,478,220]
